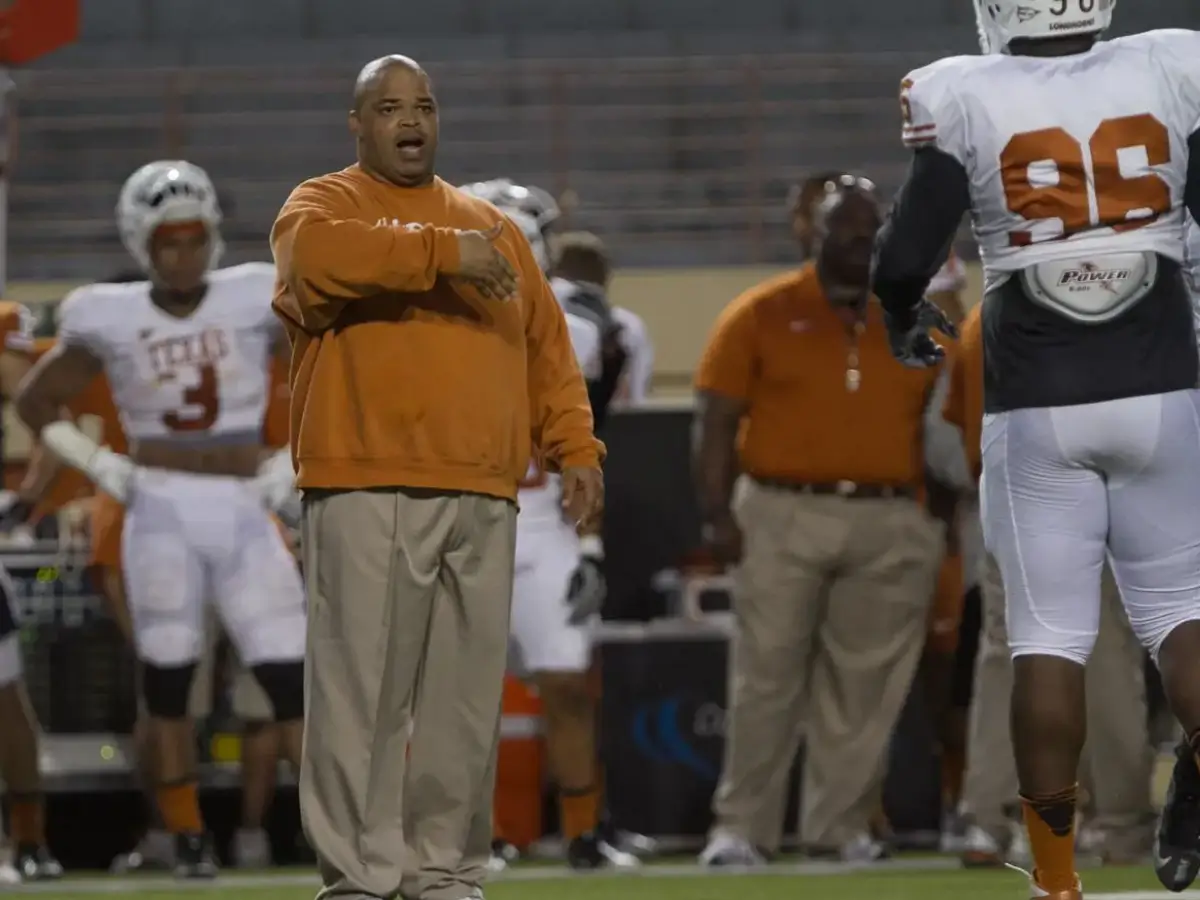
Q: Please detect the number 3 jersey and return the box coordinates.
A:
[902,29,1200,280]
[56,263,281,444]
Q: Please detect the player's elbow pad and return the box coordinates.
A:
[40,420,102,475]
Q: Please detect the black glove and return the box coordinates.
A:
[884,299,959,368]
[567,536,607,625]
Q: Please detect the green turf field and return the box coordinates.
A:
[7,860,1195,900]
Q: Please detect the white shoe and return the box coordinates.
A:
[0,861,19,886]
[840,832,887,863]
[485,854,507,873]
[698,832,766,867]
[232,828,272,869]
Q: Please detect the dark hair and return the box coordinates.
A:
[551,231,610,285]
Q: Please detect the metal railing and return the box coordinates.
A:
[10,52,934,278]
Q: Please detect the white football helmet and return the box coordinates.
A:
[458,181,551,272]
[116,160,224,273]
[460,178,561,233]
[973,0,1114,54]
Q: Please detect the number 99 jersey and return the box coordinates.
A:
[900,29,1200,282]
[56,263,281,443]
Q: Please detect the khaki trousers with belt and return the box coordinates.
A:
[961,554,1153,855]
[300,488,517,900]
[711,477,944,850]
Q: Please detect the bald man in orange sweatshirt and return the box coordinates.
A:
[271,55,605,900]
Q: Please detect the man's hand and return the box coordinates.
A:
[702,513,743,566]
[885,299,958,368]
[452,222,519,300]
[561,466,604,530]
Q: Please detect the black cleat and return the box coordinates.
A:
[173,833,219,880]
[566,832,639,870]
[1155,741,1200,892]
[14,844,63,881]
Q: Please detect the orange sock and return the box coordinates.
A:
[156,781,203,835]
[8,794,45,846]
[559,785,600,840]
[1021,785,1078,893]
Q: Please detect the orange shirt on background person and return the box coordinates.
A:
[271,166,602,498]
[941,305,984,479]
[694,263,940,486]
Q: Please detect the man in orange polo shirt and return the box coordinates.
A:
[939,307,1154,868]
[694,173,946,864]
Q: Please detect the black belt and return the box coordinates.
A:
[752,478,916,500]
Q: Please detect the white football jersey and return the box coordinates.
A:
[518,310,601,525]
[902,29,1200,285]
[611,306,653,406]
[56,262,282,444]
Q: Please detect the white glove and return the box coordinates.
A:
[567,534,606,625]
[250,448,299,516]
[42,421,136,502]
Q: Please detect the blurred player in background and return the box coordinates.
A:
[460,181,638,870]
[15,160,305,879]
[0,301,63,883]
[874,3,1200,896]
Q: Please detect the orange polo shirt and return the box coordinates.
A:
[941,305,984,479]
[695,263,940,486]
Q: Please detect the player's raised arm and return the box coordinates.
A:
[872,70,972,320]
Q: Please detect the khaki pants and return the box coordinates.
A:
[300,488,517,900]
[961,554,1153,853]
[712,478,944,850]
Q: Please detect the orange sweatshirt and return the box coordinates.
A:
[271,165,603,500]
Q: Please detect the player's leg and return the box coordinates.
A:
[97,514,175,874]
[211,493,305,781]
[231,666,280,869]
[121,480,213,879]
[1099,389,1200,889]
[982,405,1108,899]
[1077,568,1153,864]
[0,568,60,881]
[509,526,634,870]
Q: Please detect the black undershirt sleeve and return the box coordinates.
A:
[872,146,972,317]
[1186,128,1200,225]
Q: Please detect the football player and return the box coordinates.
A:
[459,182,638,870]
[872,4,1200,898]
[15,160,305,879]
[0,302,63,883]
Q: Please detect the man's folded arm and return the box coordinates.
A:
[270,181,462,331]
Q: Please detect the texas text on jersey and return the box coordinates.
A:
[873,27,1200,412]
[55,263,281,444]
